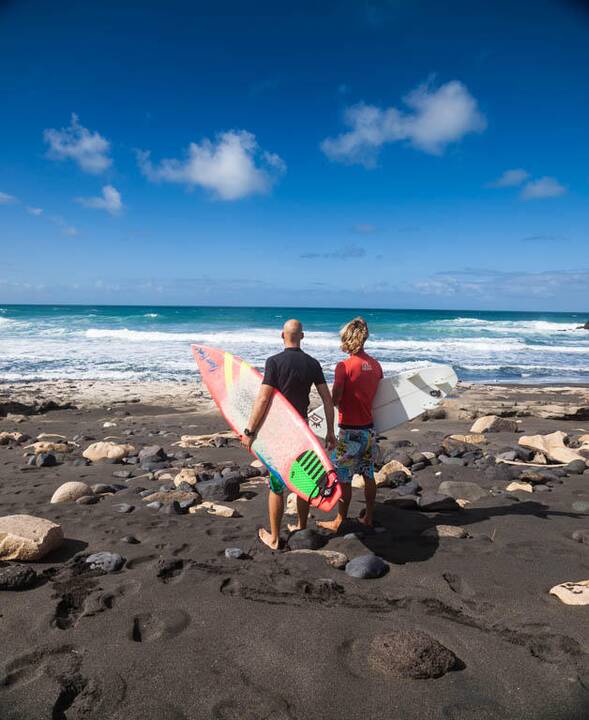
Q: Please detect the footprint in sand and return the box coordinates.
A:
[442,571,477,600]
[0,645,126,720]
[129,609,191,642]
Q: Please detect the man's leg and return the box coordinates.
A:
[288,495,309,532]
[360,475,376,527]
[359,430,377,527]
[258,476,284,549]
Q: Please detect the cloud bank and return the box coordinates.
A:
[0,191,17,204]
[43,114,112,174]
[137,130,286,200]
[521,176,566,200]
[321,80,486,167]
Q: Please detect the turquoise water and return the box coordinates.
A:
[1,304,588,383]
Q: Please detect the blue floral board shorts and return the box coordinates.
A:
[332,428,377,484]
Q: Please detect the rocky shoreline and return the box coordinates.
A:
[1,380,589,719]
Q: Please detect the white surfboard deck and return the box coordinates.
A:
[308,364,458,438]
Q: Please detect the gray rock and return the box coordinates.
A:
[179,498,197,511]
[75,495,100,505]
[411,462,427,472]
[572,529,589,544]
[410,452,427,465]
[73,458,90,467]
[289,528,327,551]
[138,445,167,463]
[566,459,587,475]
[141,460,170,472]
[496,450,517,462]
[438,455,466,466]
[112,503,134,514]
[0,564,38,591]
[438,481,487,503]
[112,469,132,480]
[225,547,247,559]
[85,552,125,573]
[146,501,163,510]
[394,480,420,496]
[198,477,240,502]
[92,483,117,495]
[533,484,550,492]
[36,452,57,467]
[572,501,589,513]
[345,554,388,579]
[418,493,459,512]
[121,535,140,544]
[160,501,183,515]
[368,629,459,678]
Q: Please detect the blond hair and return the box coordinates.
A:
[340,316,369,355]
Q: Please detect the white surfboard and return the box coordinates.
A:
[308,364,458,438]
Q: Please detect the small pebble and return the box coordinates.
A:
[112,503,134,514]
[121,535,140,544]
[225,547,247,559]
[85,552,125,573]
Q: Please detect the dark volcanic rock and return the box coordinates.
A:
[418,493,459,512]
[138,445,167,463]
[0,564,38,591]
[121,535,140,544]
[382,494,419,509]
[160,501,183,515]
[36,452,57,467]
[393,480,420,496]
[198,477,240,502]
[438,455,466,466]
[368,629,460,679]
[289,528,328,551]
[566,459,587,475]
[112,469,132,480]
[75,495,100,505]
[345,554,388,579]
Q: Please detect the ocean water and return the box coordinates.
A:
[0,305,588,384]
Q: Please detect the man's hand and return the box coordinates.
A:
[325,430,337,452]
[241,433,254,451]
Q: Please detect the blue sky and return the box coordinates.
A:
[1,0,588,311]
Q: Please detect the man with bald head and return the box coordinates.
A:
[242,319,336,549]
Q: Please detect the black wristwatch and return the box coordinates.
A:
[243,427,255,438]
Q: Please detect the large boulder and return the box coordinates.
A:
[438,481,487,503]
[519,431,586,465]
[24,441,72,454]
[470,415,519,433]
[50,481,93,504]
[0,514,64,560]
[198,476,240,502]
[83,441,134,462]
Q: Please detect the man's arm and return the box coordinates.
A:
[316,383,336,450]
[331,383,344,408]
[331,360,346,408]
[241,384,274,450]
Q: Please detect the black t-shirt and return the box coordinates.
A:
[262,348,326,418]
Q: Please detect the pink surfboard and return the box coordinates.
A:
[192,345,340,512]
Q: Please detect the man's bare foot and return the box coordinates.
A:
[258,527,280,550]
[287,522,305,533]
[317,517,342,532]
[358,515,373,528]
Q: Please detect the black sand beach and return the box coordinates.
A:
[1,381,589,720]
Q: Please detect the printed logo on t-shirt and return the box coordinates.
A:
[361,362,372,372]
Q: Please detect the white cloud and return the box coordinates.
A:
[137,130,286,200]
[26,206,43,215]
[43,114,112,174]
[0,191,17,204]
[488,168,529,187]
[521,176,566,200]
[321,80,486,167]
[76,185,123,215]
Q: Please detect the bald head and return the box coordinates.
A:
[282,319,304,347]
